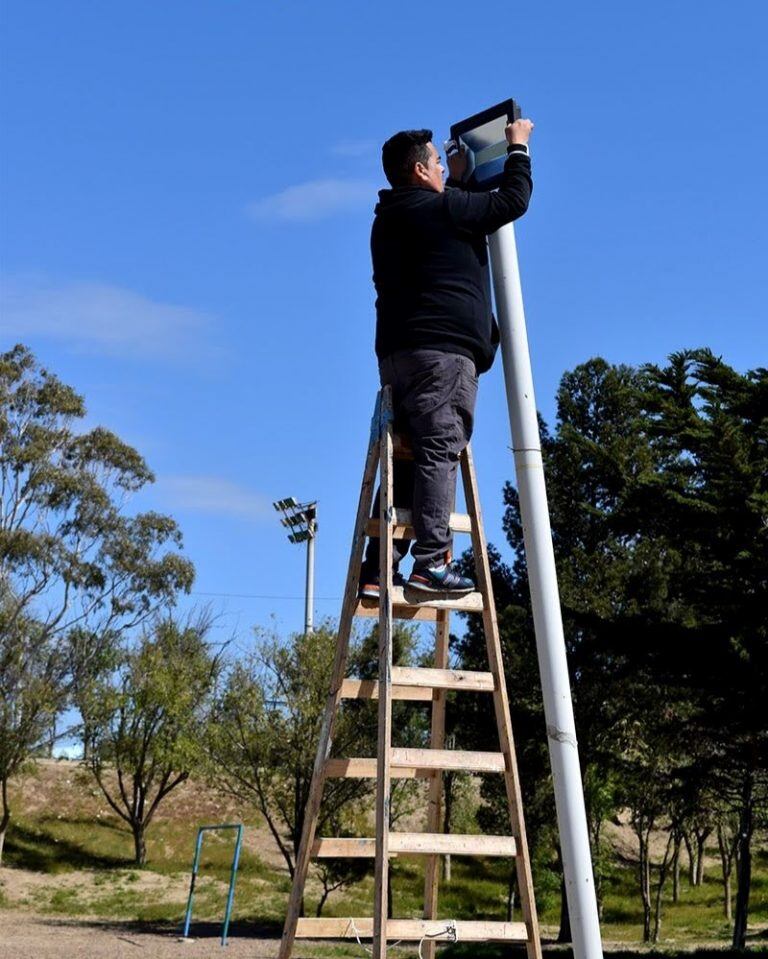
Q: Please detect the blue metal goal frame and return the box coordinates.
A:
[181,823,244,946]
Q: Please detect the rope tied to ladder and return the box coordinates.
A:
[418,919,459,959]
[347,919,406,956]
[346,918,457,958]
[348,918,372,955]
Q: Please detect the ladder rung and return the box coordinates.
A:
[391,748,506,773]
[325,758,435,779]
[366,508,472,539]
[391,666,495,692]
[312,833,516,857]
[340,679,433,701]
[295,918,528,942]
[356,587,484,621]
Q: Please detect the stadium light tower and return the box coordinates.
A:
[273,497,317,634]
[449,99,603,959]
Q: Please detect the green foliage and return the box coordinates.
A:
[81,614,220,864]
[0,345,195,862]
[208,624,374,884]
[0,345,194,634]
[456,349,767,943]
[207,621,427,913]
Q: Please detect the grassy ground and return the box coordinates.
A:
[0,761,766,956]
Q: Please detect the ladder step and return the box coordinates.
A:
[356,586,484,621]
[295,918,528,942]
[391,666,495,692]
[325,758,435,779]
[326,750,505,777]
[366,508,472,539]
[392,748,506,773]
[339,670,494,700]
[340,678,433,701]
[312,833,517,857]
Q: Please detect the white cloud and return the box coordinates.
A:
[156,475,271,522]
[246,178,376,222]
[330,139,378,158]
[0,276,217,361]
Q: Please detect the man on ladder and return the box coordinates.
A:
[358,117,534,599]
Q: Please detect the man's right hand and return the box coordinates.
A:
[506,119,534,146]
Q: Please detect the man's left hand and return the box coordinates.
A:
[446,143,468,181]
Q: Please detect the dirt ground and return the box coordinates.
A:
[4,911,766,958]
[0,911,296,959]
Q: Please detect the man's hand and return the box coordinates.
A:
[446,142,468,180]
[505,119,534,146]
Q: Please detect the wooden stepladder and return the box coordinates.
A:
[279,387,542,959]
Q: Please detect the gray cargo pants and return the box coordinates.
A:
[362,349,478,572]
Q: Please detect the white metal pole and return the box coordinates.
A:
[489,222,603,959]
[305,509,315,634]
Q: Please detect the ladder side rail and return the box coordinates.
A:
[422,608,450,959]
[373,386,395,959]
[278,399,382,959]
[461,444,543,959]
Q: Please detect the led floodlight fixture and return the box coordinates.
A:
[449,98,522,191]
[273,496,318,634]
[273,498,317,540]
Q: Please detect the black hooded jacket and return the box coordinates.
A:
[371,148,532,374]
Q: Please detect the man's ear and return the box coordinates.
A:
[412,161,430,185]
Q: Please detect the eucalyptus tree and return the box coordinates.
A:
[81,614,219,864]
[0,344,194,860]
[0,597,67,860]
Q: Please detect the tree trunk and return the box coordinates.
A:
[442,773,453,882]
[652,875,663,942]
[590,817,605,920]
[717,822,734,922]
[732,776,754,951]
[672,833,682,903]
[557,874,572,943]
[651,832,674,943]
[0,777,10,865]
[638,828,652,942]
[695,829,710,886]
[316,891,328,917]
[132,821,147,865]
[652,872,663,941]
[506,868,516,922]
[683,830,696,886]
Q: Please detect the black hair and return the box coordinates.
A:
[381,129,433,187]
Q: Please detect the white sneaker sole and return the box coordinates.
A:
[406,578,474,595]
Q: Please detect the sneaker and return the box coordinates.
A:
[407,562,475,594]
[358,570,406,600]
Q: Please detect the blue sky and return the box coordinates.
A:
[2,1,766,649]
